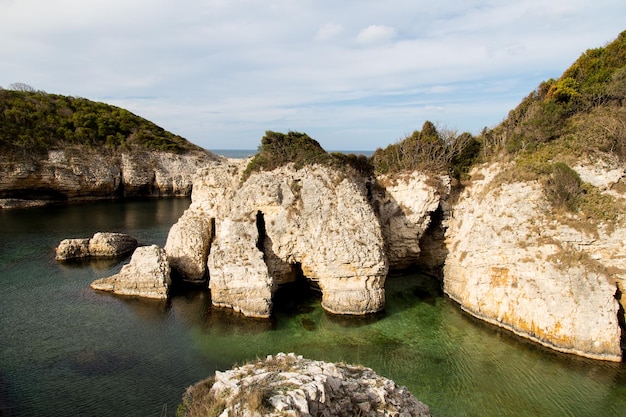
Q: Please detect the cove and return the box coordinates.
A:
[0,199,625,416]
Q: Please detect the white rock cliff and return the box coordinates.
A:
[443,163,625,361]
[165,159,388,318]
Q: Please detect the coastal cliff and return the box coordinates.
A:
[166,157,388,318]
[0,89,220,207]
[443,163,626,361]
[0,146,218,208]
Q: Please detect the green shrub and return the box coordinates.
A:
[543,162,582,212]
[371,120,480,178]
[242,131,374,180]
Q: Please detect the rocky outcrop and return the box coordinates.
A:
[166,160,388,318]
[443,163,625,361]
[55,232,137,260]
[179,352,432,417]
[90,245,170,299]
[164,214,213,284]
[0,147,220,208]
[372,172,448,270]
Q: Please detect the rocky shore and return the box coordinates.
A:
[0,147,220,208]
[179,353,432,417]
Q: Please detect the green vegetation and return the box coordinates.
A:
[0,86,201,155]
[487,30,626,159]
[370,120,481,178]
[481,30,626,220]
[242,130,374,180]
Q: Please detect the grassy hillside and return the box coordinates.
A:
[0,87,204,155]
[371,30,626,182]
[488,29,626,159]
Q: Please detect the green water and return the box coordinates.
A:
[0,199,625,417]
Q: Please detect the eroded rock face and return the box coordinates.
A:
[444,163,625,361]
[180,352,432,417]
[164,214,213,283]
[90,245,171,299]
[0,148,219,208]
[372,172,448,270]
[168,160,388,318]
[55,232,137,260]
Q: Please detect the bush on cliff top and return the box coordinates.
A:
[370,121,481,179]
[242,130,374,180]
[0,87,202,155]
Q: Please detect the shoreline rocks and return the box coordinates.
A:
[443,163,625,362]
[55,232,138,261]
[179,352,432,417]
[90,245,171,299]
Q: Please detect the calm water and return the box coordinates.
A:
[1,199,625,417]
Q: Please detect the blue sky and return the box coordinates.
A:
[1,1,625,151]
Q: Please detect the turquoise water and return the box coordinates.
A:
[1,199,625,416]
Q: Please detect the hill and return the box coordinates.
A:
[0,86,219,207]
[0,86,204,155]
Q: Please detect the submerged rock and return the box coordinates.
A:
[179,352,432,417]
[90,245,170,299]
[55,232,137,260]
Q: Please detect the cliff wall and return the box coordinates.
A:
[443,162,626,361]
[0,147,219,208]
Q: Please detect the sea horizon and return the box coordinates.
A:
[211,149,375,159]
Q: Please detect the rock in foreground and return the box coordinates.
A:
[179,352,431,417]
[90,245,170,299]
[55,232,137,260]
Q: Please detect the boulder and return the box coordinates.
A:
[90,245,171,299]
[179,353,432,417]
[55,232,137,260]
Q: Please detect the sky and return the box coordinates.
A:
[1,1,625,151]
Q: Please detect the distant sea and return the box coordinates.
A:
[212,149,374,159]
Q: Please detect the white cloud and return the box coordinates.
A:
[1,0,625,150]
[356,25,397,44]
[316,22,344,41]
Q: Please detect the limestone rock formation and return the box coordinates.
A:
[55,232,137,260]
[444,163,625,361]
[372,172,448,270]
[90,245,171,299]
[0,148,220,208]
[166,159,388,318]
[164,214,213,283]
[179,352,432,417]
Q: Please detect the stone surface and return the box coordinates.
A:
[0,147,219,208]
[164,212,213,283]
[168,160,388,317]
[372,172,448,270]
[90,245,171,299]
[443,163,625,361]
[55,232,137,260]
[180,352,432,417]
